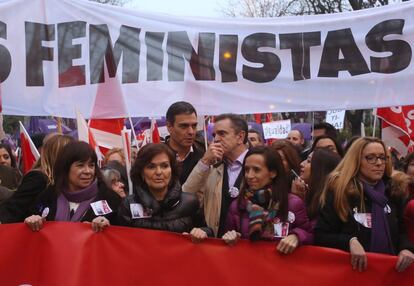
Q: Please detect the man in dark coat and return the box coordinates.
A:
[165,101,205,185]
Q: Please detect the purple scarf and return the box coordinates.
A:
[362,180,394,254]
[55,180,98,222]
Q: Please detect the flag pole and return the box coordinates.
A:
[128,117,138,147]
[203,116,208,151]
[372,109,377,137]
[121,127,134,195]
[56,117,63,134]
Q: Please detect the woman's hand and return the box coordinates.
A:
[396,249,414,272]
[349,237,367,272]
[222,230,241,246]
[291,178,307,200]
[91,216,110,233]
[24,215,44,232]
[187,228,208,243]
[277,234,299,254]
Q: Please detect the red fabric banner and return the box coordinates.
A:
[377,106,414,155]
[0,222,412,286]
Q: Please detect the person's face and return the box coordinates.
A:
[213,119,245,156]
[111,179,126,198]
[300,152,312,183]
[315,138,338,153]
[407,159,414,178]
[244,154,276,191]
[359,143,386,184]
[107,152,125,165]
[143,153,172,195]
[248,132,262,147]
[167,113,198,149]
[277,150,290,173]
[68,159,96,192]
[287,130,304,147]
[312,128,325,138]
[0,148,12,167]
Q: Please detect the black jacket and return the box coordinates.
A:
[314,179,414,254]
[29,180,121,224]
[164,139,204,185]
[0,170,48,223]
[118,181,212,236]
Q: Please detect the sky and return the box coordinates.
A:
[125,0,225,17]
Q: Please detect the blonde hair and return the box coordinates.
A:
[320,137,392,222]
[35,134,74,185]
[104,148,125,166]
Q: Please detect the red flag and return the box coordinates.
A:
[376,106,414,155]
[254,114,261,124]
[150,118,161,144]
[265,113,272,123]
[19,121,40,174]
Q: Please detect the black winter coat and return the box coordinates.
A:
[0,170,48,223]
[118,181,212,235]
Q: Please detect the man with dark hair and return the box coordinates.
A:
[313,122,337,140]
[183,114,249,237]
[248,129,263,147]
[165,101,204,185]
[287,129,305,151]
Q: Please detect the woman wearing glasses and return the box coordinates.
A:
[315,137,414,272]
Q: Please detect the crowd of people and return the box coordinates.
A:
[1,101,414,272]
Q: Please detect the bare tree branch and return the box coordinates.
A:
[88,0,129,6]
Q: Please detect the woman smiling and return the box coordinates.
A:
[223,146,313,254]
[24,141,120,232]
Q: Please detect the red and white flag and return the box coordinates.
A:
[376,106,414,156]
[150,118,161,144]
[76,110,103,165]
[19,121,40,174]
[140,118,161,147]
[88,68,127,154]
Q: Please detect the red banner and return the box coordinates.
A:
[0,222,412,286]
[377,106,414,155]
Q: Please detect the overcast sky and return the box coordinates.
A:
[125,0,224,17]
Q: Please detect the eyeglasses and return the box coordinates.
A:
[364,155,387,164]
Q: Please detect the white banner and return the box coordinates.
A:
[1,0,414,117]
[263,119,291,139]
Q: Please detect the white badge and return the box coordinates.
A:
[384,204,391,214]
[41,207,49,219]
[353,213,372,228]
[130,203,151,219]
[273,222,290,238]
[229,187,239,198]
[287,211,296,223]
[90,200,113,216]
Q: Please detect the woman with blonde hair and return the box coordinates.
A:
[103,148,125,166]
[315,137,414,272]
[0,134,74,223]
